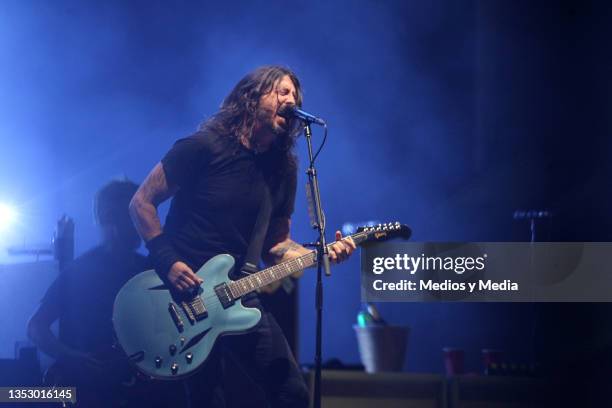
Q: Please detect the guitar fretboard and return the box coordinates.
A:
[227,230,372,299]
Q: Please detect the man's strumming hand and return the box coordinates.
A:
[167,261,203,291]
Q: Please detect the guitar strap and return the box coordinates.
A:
[239,182,272,276]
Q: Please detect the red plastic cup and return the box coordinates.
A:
[443,347,464,375]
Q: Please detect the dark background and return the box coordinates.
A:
[0,0,610,375]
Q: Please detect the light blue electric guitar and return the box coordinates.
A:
[112,222,410,379]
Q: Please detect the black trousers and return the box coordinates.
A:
[185,311,309,408]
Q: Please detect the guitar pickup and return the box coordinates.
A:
[214,283,235,309]
[180,297,208,322]
[168,303,185,332]
[185,298,208,321]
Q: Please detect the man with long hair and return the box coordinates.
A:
[129,65,356,407]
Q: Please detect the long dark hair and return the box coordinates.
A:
[200,65,303,180]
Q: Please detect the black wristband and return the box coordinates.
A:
[145,233,181,277]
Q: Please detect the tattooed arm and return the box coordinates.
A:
[263,217,311,276]
[262,217,357,270]
[258,218,309,294]
[129,162,177,241]
[129,162,202,291]
[260,218,357,294]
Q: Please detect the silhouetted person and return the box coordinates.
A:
[27,179,165,407]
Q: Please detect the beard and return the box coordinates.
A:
[255,104,296,142]
[258,106,282,133]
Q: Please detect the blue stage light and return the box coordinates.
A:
[342,220,381,235]
[0,203,18,230]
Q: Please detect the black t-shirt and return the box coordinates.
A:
[41,246,148,353]
[161,130,297,277]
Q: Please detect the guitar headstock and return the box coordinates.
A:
[356,222,411,244]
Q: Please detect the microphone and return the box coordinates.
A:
[278,105,326,126]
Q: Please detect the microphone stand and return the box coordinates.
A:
[303,121,330,408]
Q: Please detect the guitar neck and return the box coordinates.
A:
[228,230,372,299]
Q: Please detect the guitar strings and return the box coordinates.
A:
[170,228,374,305]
